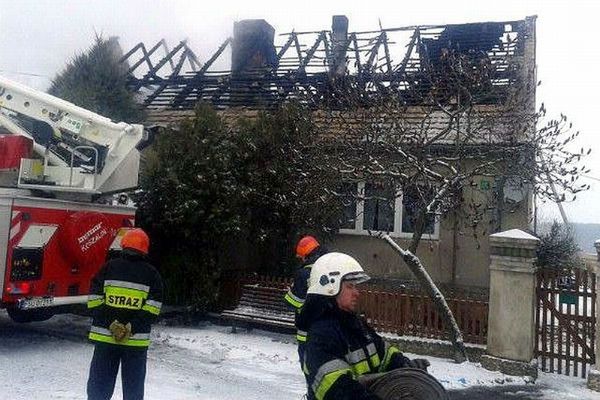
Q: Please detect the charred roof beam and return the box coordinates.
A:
[121,40,168,76]
[170,37,232,108]
[382,32,393,77]
[363,32,385,75]
[133,40,189,91]
[293,34,303,64]
[144,47,191,107]
[276,32,297,61]
[297,31,327,74]
[394,28,419,76]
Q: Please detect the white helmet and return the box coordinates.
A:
[307,252,370,297]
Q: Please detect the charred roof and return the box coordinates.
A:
[122,16,536,111]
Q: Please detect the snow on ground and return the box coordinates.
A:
[536,373,599,400]
[0,311,598,399]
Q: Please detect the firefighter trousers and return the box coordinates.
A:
[298,342,311,390]
[87,343,148,400]
[298,342,306,369]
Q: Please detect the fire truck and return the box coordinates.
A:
[0,75,147,322]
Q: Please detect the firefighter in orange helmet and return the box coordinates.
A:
[284,235,328,371]
[86,228,163,400]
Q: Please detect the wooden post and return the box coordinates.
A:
[587,241,600,391]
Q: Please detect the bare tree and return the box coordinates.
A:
[299,45,590,361]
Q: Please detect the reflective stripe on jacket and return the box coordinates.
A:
[284,246,329,312]
[284,264,313,342]
[87,251,163,348]
[284,265,312,310]
[303,297,410,400]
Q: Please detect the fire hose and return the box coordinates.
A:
[358,368,449,400]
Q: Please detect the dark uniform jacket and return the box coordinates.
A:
[284,247,328,342]
[87,250,163,348]
[299,296,411,400]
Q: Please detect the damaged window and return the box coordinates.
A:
[363,182,395,232]
[339,181,438,238]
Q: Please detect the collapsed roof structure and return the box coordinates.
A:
[121,16,536,112]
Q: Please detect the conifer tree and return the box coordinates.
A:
[49,36,144,123]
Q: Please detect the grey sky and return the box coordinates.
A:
[1,0,598,223]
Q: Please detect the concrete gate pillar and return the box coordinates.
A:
[481,229,539,377]
[586,241,600,391]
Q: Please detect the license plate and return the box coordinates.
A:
[18,297,54,310]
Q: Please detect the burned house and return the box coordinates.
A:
[122,16,537,288]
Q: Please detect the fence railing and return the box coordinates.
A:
[218,274,489,344]
[359,289,488,344]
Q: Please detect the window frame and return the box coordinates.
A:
[338,181,440,239]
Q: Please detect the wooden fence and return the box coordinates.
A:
[536,268,597,378]
[359,289,488,344]
[219,274,489,344]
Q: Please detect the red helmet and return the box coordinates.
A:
[121,228,150,255]
[296,235,320,258]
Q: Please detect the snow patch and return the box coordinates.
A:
[0,312,598,399]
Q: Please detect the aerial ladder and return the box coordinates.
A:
[0,75,147,322]
[0,75,144,197]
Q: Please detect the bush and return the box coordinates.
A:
[135,104,343,308]
[536,221,584,271]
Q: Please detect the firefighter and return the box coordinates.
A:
[86,228,163,400]
[284,235,328,366]
[299,252,430,400]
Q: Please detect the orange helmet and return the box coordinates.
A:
[121,228,150,255]
[296,235,320,259]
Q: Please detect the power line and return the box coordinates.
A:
[0,69,51,78]
[582,174,600,182]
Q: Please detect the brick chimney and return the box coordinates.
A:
[231,19,277,74]
[330,15,349,78]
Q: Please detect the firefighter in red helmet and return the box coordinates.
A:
[284,235,328,373]
[86,228,163,400]
[296,235,320,260]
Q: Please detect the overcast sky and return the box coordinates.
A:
[1,0,599,225]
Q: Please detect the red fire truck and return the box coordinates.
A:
[0,76,146,322]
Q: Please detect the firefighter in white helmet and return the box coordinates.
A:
[298,252,429,400]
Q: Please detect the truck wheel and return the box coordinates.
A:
[7,307,53,323]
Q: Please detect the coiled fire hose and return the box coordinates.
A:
[358,368,449,400]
